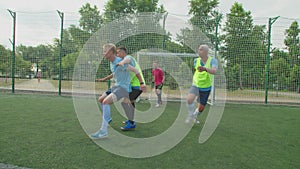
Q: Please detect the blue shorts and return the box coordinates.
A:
[189,86,211,106]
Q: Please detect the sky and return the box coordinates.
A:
[0,0,299,48]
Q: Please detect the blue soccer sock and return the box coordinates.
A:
[98,102,103,110]
[100,104,111,132]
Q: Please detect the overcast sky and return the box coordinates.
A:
[0,0,299,48]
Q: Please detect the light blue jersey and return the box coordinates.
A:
[110,56,132,92]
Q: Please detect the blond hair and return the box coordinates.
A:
[103,43,117,54]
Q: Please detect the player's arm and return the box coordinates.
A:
[116,57,131,66]
[206,58,218,75]
[152,69,155,84]
[198,58,218,74]
[206,67,217,74]
[198,66,217,74]
[127,65,147,92]
[96,74,113,82]
[161,70,165,83]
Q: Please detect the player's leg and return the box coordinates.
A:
[158,84,163,105]
[90,89,116,139]
[155,84,163,107]
[105,87,136,131]
[121,98,135,124]
[193,90,211,122]
[122,88,142,124]
[185,86,198,123]
[98,88,111,110]
[194,91,210,124]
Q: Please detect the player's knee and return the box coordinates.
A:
[156,89,161,95]
[102,97,111,104]
[98,93,107,103]
[103,94,117,105]
[98,97,104,103]
[122,98,131,104]
[186,94,195,104]
[186,98,193,104]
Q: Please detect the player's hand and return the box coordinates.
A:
[140,84,147,92]
[198,66,207,72]
[116,62,124,67]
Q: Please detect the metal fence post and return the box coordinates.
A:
[57,10,64,96]
[162,12,168,51]
[265,16,279,104]
[7,9,16,94]
[212,14,222,105]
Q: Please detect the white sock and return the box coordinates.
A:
[187,103,194,117]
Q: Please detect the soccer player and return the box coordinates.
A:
[185,44,218,124]
[116,46,146,128]
[97,46,146,131]
[91,44,146,139]
[152,61,165,107]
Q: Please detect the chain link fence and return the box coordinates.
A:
[0,9,299,105]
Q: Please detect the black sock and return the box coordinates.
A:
[131,102,135,108]
[129,120,135,124]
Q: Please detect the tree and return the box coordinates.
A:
[220,2,268,90]
[101,0,167,54]
[284,21,300,65]
[79,3,103,33]
[68,25,91,51]
[269,58,290,90]
[62,52,78,80]
[188,0,221,44]
[0,45,11,77]
[135,0,165,13]
[290,64,300,91]
[104,0,165,21]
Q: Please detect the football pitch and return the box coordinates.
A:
[0,94,299,169]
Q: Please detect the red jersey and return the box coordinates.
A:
[152,68,164,86]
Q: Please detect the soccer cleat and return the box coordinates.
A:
[107,118,112,124]
[185,116,194,124]
[185,116,200,124]
[194,117,200,124]
[193,108,201,124]
[155,103,162,107]
[185,109,202,124]
[121,121,136,131]
[90,130,108,139]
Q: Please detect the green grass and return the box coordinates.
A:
[0,94,299,169]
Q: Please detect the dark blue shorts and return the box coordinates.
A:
[189,86,211,106]
[155,84,163,90]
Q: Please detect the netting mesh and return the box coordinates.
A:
[0,8,299,105]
